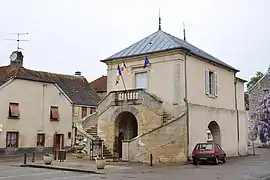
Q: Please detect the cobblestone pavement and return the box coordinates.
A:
[1,148,270,179]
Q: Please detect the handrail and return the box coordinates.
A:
[73,122,96,140]
[81,112,97,126]
[127,110,187,143]
[131,133,186,159]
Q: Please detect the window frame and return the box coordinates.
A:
[81,107,87,118]
[135,71,148,89]
[37,133,45,147]
[205,69,218,97]
[8,102,20,119]
[50,106,59,121]
[6,131,19,148]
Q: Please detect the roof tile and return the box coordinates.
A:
[0,65,100,106]
[104,30,238,71]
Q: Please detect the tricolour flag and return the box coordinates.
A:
[120,62,127,72]
[143,56,150,69]
[115,64,122,85]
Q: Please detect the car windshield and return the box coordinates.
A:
[195,144,213,151]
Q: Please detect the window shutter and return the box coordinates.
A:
[205,70,210,95]
[214,72,219,96]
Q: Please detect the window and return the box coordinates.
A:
[205,70,218,96]
[8,102,20,119]
[68,132,72,139]
[37,133,45,147]
[81,107,87,118]
[50,106,59,121]
[6,132,19,148]
[195,143,213,151]
[90,107,96,114]
[135,72,148,89]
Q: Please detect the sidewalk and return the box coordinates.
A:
[16,154,151,174]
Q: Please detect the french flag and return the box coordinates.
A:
[120,62,127,72]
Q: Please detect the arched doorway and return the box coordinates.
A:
[114,111,138,158]
[208,121,221,146]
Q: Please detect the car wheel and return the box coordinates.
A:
[193,158,198,165]
[214,157,219,165]
[222,156,226,163]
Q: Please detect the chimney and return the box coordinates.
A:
[10,51,24,67]
[75,71,82,76]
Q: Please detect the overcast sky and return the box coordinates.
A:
[0,0,269,83]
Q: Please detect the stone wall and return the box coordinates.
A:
[97,104,163,153]
[82,112,98,129]
[249,73,270,115]
[124,112,187,164]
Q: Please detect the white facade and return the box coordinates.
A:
[0,79,73,151]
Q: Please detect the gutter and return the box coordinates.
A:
[234,74,241,156]
[182,48,191,160]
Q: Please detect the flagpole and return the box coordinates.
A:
[120,75,127,91]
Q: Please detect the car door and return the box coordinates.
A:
[216,144,224,159]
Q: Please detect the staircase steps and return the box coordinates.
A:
[85,125,113,159]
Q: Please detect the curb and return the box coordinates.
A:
[19,164,105,174]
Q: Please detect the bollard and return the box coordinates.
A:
[150,154,153,166]
[54,150,57,160]
[32,150,35,162]
[23,152,27,164]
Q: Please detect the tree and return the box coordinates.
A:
[247,71,264,90]
[251,93,270,144]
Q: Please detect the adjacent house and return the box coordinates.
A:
[82,23,248,163]
[0,51,100,154]
[90,75,107,98]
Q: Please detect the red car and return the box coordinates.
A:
[192,142,226,165]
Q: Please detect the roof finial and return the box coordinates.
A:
[158,8,161,30]
[183,22,186,41]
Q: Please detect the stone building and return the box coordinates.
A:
[0,51,100,154]
[81,23,248,164]
[248,67,270,115]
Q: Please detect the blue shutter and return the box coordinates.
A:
[205,70,210,95]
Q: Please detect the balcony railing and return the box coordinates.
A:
[97,89,163,116]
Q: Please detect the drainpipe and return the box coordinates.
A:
[234,74,241,156]
[71,104,74,151]
[183,48,191,160]
[42,84,47,131]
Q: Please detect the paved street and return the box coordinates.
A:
[0,148,270,179]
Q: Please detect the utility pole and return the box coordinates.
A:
[4,33,29,51]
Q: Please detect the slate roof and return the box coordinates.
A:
[0,65,101,106]
[103,30,238,72]
[90,75,107,92]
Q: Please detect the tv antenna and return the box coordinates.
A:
[4,33,29,51]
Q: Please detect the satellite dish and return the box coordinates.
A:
[9,52,17,61]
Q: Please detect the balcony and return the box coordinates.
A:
[97,89,163,116]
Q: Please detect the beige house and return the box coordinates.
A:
[90,75,107,99]
[0,51,100,154]
[82,26,248,163]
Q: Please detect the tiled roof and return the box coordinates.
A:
[90,75,107,92]
[0,65,101,106]
[103,30,238,71]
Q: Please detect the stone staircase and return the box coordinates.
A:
[162,111,174,124]
[85,125,113,159]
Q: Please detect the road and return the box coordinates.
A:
[0,148,270,180]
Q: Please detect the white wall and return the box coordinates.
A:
[0,79,73,148]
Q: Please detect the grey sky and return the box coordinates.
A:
[0,0,269,83]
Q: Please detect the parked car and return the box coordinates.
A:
[191,142,226,165]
